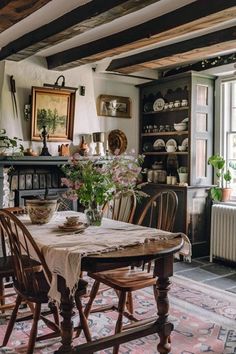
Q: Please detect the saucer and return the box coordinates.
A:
[58,222,88,232]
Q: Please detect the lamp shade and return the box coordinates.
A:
[93,132,105,143]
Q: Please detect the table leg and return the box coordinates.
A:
[154,255,174,354]
[55,276,75,354]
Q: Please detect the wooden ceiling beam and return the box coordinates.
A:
[161,52,236,77]
[106,26,236,73]
[0,0,159,61]
[0,0,52,33]
[46,0,236,71]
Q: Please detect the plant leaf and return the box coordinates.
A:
[210,187,222,201]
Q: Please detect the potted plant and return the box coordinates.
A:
[208,154,232,202]
[0,129,24,156]
[177,166,188,184]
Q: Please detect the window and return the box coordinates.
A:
[221,80,236,196]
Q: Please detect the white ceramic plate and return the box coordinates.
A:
[182,117,189,123]
[153,98,165,111]
[166,139,177,148]
[153,138,165,148]
[182,138,188,147]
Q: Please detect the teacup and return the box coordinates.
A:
[178,145,186,152]
[65,216,80,226]
[174,100,181,108]
[166,145,176,153]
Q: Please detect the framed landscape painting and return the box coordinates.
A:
[31,86,76,141]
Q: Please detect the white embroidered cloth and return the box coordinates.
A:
[20,211,191,302]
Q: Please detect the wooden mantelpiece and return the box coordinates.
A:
[0,156,69,208]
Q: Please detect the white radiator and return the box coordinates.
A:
[210,204,236,262]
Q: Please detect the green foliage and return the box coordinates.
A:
[0,129,23,155]
[208,154,232,201]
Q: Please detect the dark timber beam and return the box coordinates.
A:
[106,26,236,73]
[0,0,52,33]
[161,52,236,77]
[46,0,236,71]
[0,0,159,61]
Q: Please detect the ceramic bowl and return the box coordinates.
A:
[26,199,58,224]
[174,123,187,131]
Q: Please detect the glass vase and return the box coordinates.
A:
[85,205,103,226]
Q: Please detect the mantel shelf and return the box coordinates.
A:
[0,156,69,166]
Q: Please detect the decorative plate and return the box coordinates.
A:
[143,102,153,112]
[143,142,153,152]
[182,138,188,147]
[153,139,165,150]
[166,139,177,148]
[108,129,128,155]
[153,98,165,111]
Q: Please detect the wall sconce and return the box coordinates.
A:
[24,104,31,120]
[44,75,78,91]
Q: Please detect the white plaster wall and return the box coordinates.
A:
[93,73,139,153]
[0,57,139,156]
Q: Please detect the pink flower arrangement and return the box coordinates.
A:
[61,153,144,208]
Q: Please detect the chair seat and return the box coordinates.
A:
[0,255,42,277]
[88,267,156,292]
[14,270,50,304]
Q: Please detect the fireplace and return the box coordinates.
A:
[0,156,77,211]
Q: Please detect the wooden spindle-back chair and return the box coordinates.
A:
[103,190,136,223]
[0,209,91,353]
[82,190,178,354]
[0,207,26,312]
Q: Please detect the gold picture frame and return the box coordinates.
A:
[97,95,131,118]
[31,86,76,141]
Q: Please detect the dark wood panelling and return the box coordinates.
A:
[0,0,52,32]
[46,0,236,71]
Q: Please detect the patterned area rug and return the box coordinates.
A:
[0,275,235,354]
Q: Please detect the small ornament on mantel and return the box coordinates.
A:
[39,126,51,156]
[78,136,89,156]
[58,144,70,156]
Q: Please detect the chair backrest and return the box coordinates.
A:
[0,207,26,258]
[103,191,137,223]
[0,209,51,295]
[137,190,178,232]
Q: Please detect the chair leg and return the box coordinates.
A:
[126,291,133,314]
[75,294,92,342]
[113,291,127,354]
[2,294,22,346]
[27,303,41,354]
[49,301,60,326]
[75,280,100,338]
[0,278,5,313]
